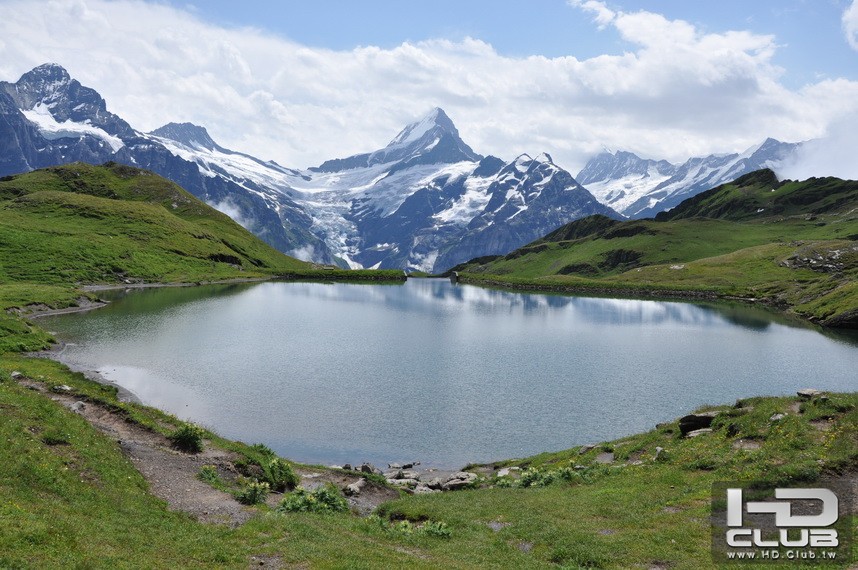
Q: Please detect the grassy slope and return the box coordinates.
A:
[455,170,858,327]
[2,355,855,568]
[0,162,317,284]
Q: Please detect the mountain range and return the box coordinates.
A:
[0,63,803,272]
[576,138,800,219]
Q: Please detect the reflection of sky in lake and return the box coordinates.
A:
[43,279,858,468]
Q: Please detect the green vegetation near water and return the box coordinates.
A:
[2,354,856,568]
[0,163,855,567]
[454,170,858,327]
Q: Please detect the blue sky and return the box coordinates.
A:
[180,0,856,88]
[1,0,857,177]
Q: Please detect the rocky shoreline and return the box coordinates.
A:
[334,461,478,496]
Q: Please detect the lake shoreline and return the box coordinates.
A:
[454,273,856,330]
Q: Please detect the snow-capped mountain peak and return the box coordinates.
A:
[1,63,135,141]
[12,63,72,109]
[314,107,481,173]
[388,107,452,147]
[150,122,223,152]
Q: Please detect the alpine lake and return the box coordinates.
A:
[39,279,858,469]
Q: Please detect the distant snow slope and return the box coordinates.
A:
[577,139,800,218]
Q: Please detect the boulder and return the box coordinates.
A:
[342,463,353,471]
[769,413,785,422]
[678,411,719,436]
[578,444,596,455]
[387,478,419,488]
[400,470,420,481]
[359,463,380,475]
[387,462,402,470]
[797,389,824,400]
[426,477,445,490]
[442,472,478,491]
[685,428,713,438]
[413,485,439,494]
[10,371,24,380]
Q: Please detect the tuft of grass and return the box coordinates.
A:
[168,423,206,453]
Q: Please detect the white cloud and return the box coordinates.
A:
[0,0,856,176]
[844,0,858,50]
[569,0,616,28]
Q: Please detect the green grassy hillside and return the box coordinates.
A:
[453,170,858,327]
[0,162,313,285]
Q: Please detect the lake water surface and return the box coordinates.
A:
[41,279,858,468]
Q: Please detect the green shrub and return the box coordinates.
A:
[235,481,270,505]
[507,466,584,488]
[368,516,452,538]
[277,483,348,514]
[261,457,299,492]
[168,423,205,453]
[420,520,452,538]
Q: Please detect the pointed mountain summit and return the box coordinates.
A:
[0,62,135,138]
[313,107,481,173]
[150,122,224,152]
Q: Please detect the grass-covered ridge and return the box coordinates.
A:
[452,169,858,327]
[0,161,313,284]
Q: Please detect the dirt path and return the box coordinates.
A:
[18,377,399,526]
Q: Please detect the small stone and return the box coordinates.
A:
[769,413,785,422]
[685,428,713,438]
[497,468,512,478]
[51,384,74,393]
[654,447,666,461]
[344,478,367,496]
[578,444,596,455]
[387,478,419,488]
[400,470,420,481]
[342,463,352,471]
[359,463,376,474]
[70,401,86,414]
[413,485,439,494]
[10,371,24,380]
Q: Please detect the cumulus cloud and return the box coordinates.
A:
[777,111,858,181]
[209,199,254,230]
[0,0,856,175]
[844,0,858,50]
